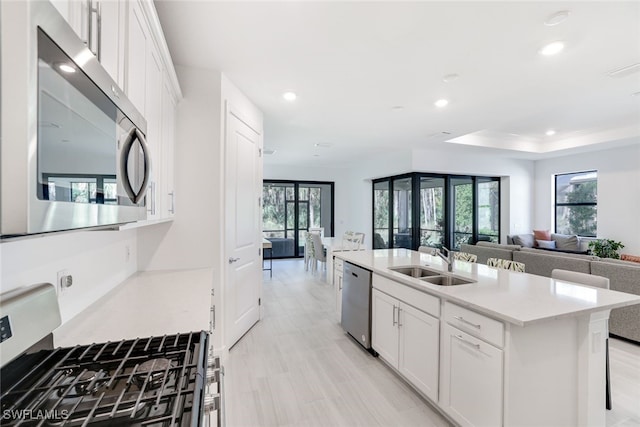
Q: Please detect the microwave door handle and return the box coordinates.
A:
[120,128,151,204]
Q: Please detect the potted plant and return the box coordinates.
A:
[588,239,625,259]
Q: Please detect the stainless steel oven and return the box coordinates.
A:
[0,284,224,426]
[0,1,150,238]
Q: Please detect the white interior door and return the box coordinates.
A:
[225,107,261,348]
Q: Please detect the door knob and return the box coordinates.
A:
[228,257,240,264]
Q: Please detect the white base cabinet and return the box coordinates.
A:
[440,323,503,427]
[372,287,439,402]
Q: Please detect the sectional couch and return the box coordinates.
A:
[460,241,640,343]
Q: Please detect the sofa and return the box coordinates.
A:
[460,241,640,343]
[507,233,590,253]
[265,237,295,257]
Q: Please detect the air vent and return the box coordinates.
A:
[608,63,640,78]
[263,149,276,155]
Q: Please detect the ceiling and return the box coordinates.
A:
[154,1,640,167]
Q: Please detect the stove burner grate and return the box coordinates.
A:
[0,331,209,426]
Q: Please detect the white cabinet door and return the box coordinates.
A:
[399,303,439,402]
[125,0,148,116]
[98,0,124,86]
[161,78,176,218]
[372,289,399,367]
[440,323,503,427]
[144,46,163,220]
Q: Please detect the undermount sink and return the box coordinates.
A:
[421,275,475,286]
[389,265,441,278]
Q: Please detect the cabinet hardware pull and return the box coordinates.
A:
[453,315,481,329]
[454,334,481,350]
[398,307,402,327]
[392,305,397,326]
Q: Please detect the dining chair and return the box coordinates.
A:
[418,246,438,256]
[342,231,364,251]
[310,232,327,273]
[451,252,478,263]
[487,258,526,272]
[309,227,324,238]
[551,269,612,410]
[304,232,315,271]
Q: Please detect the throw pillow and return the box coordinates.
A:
[621,254,640,264]
[533,229,551,246]
[512,234,535,248]
[551,234,580,251]
[536,240,556,249]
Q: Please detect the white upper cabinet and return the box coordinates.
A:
[51,0,123,85]
[125,0,148,116]
[161,77,177,218]
[97,0,125,85]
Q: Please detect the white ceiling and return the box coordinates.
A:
[154,1,640,167]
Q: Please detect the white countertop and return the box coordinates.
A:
[54,268,213,347]
[335,249,640,326]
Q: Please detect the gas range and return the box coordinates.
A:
[0,284,222,426]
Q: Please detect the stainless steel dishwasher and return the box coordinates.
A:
[341,262,376,354]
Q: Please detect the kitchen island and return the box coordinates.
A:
[334,249,640,427]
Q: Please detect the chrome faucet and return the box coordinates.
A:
[438,247,453,272]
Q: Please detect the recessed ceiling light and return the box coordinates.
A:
[545,10,570,26]
[313,154,320,157]
[282,91,297,101]
[434,99,449,108]
[539,41,565,56]
[442,73,460,83]
[546,130,556,136]
[58,63,76,73]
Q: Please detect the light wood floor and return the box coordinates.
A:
[224,259,640,427]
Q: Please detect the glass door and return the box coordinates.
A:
[477,178,500,243]
[392,177,413,249]
[451,177,474,250]
[373,180,391,248]
[419,177,445,249]
[262,180,334,258]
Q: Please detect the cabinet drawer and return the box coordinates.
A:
[444,302,504,348]
[373,274,440,318]
[335,258,344,272]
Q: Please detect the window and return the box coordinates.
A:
[555,171,597,237]
[372,173,501,251]
[262,180,334,258]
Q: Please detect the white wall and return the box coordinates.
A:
[534,143,640,255]
[1,229,137,323]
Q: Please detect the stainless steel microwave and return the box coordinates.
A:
[0,1,150,238]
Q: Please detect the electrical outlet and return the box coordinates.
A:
[57,270,73,294]
[125,245,131,262]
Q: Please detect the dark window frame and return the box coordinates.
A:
[372,172,501,251]
[262,179,335,258]
[554,170,598,237]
